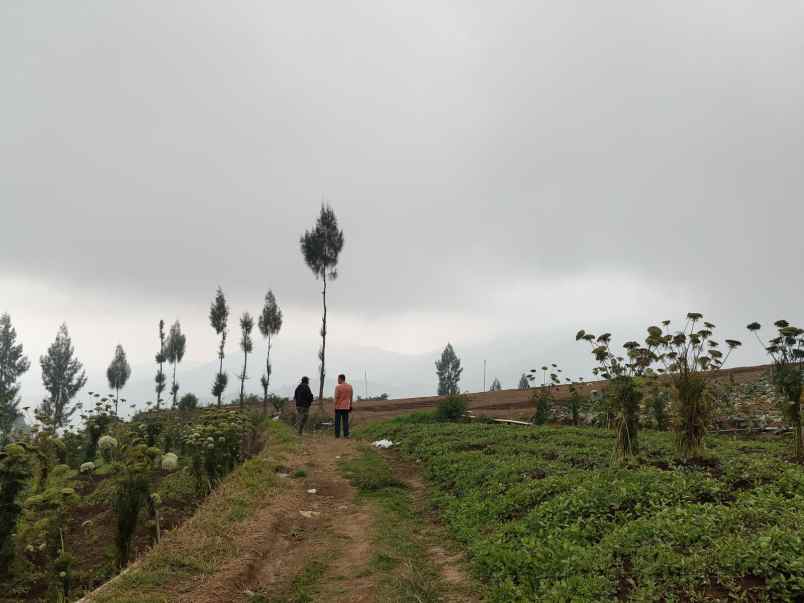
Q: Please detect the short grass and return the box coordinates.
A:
[360,417,804,602]
[89,421,297,602]
[339,447,444,603]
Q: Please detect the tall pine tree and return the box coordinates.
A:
[258,290,283,415]
[209,287,230,407]
[300,204,345,404]
[435,343,463,396]
[165,320,187,408]
[238,312,254,408]
[0,314,30,444]
[39,323,87,428]
[106,344,131,415]
[155,320,167,409]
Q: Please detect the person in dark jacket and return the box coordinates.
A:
[293,376,314,435]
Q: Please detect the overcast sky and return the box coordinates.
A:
[2,2,803,408]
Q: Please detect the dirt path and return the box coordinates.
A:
[175,434,478,603]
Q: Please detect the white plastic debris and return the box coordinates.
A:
[272,416,280,421]
[299,510,321,519]
[372,439,395,449]
[307,488,317,494]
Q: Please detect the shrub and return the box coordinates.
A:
[567,381,587,427]
[577,332,650,459]
[98,435,119,463]
[436,395,467,422]
[112,469,149,567]
[527,365,562,425]
[646,314,741,459]
[0,442,32,566]
[747,320,804,460]
[177,393,199,411]
[648,388,671,431]
[79,461,95,474]
[267,394,287,414]
[532,390,552,425]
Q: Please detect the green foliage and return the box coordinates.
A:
[0,314,30,446]
[180,409,256,495]
[238,312,255,407]
[300,203,345,282]
[267,394,288,414]
[154,319,168,410]
[339,447,403,492]
[360,419,804,601]
[106,344,131,415]
[112,468,149,567]
[532,389,552,425]
[210,286,230,407]
[648,387,670,431]
[435,343,463,396]
[567,382,587,427]
[177,392,199,411]
[38,323,87,428]
[435,394,467,422]
[747,320,804,460]
[0,442,32,566]
[645,314,741,459]
[518,373,530,390]
[489,377,502,392]
[528,364,562,426]
[258,289,283,415]
[165,320,187,408]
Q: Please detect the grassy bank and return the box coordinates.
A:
[339,446,474,602]
[361,416,804,601]
[87,420,297,602]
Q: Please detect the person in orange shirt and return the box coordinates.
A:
[333,373,354,438]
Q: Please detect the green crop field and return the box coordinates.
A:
[362,417,804,602]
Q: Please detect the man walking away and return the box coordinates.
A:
[294,376,314,435]
[334,373,353,438]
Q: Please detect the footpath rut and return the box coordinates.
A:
[176,434,476,603]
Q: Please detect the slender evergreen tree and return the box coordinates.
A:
[238,312,254,408]
[209,287,230,407]
[435,343,463,396]
[300,204,345,404]
[490,377,502,391]
[38,323,87,428]
[106,344,131,415]
[518,373,530,389]
[258,290,283,415]
[165,320,187,408]
[0,314,30,444]
[155,320,167,410]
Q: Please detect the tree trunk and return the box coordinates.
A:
[240,350,248,409]
[217,345,224,407]
[318,274,327,409]
[115,386,119,415]
[263,336,271,416]
[171,362,177,407]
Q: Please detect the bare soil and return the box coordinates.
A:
[174,435,478,602]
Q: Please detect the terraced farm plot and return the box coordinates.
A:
[361,418,804,602]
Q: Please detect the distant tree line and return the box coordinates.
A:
[1,204,348,431]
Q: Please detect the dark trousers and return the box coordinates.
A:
[296,406,310,434]
[335,409,350,438]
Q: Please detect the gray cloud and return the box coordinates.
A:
[3,2,803,400]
